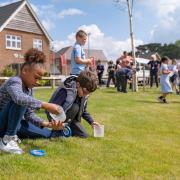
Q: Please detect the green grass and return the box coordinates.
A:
[0,87,180,179]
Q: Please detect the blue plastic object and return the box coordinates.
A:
[62,126,72,137]
[30,149,45,157]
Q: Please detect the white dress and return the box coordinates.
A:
[160,64,172,93]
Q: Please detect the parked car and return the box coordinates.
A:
[135,58,150,84]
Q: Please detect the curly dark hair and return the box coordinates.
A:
[76,70,98,92]
[24,48,46,64]
[21,48,46,71]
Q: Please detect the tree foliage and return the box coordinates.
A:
[136,41,180,59]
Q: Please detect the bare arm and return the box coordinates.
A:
[75,56,92,65]
[162,69,170,74]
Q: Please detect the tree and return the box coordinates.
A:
[136,42,180,59]
[175,40,180,47]
[136,43,162,55]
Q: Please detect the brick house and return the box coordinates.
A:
[54,46,108,75]
[0,0,52,73]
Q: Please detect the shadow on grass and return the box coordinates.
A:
[22,137,67,152]
[170,101,180,104]
[136,100,160,104]
[22,140,47,152]
[102,90,116,94]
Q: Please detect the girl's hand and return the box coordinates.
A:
[41,102,61,114]
[49,120,64,130]
[43,120,64,130]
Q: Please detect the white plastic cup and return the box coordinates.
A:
[93,125,104,137]
[49,106,66,122]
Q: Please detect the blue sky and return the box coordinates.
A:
[1,0,180,59]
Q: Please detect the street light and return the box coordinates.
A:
[87,33,91,58]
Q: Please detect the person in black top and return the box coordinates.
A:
[148,54,160,88]
[106,60,115,87]
[96,60,104,86]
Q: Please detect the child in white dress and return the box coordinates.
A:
[158,56,172,103]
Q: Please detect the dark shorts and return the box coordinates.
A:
[170,74,177,83]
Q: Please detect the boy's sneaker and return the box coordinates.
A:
[0,135,23,154]
[158,96,164,103]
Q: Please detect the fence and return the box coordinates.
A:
[0,76,64,89]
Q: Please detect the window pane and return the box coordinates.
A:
[6,40,11,47]
[17,42,21,48]
[12,41,16,47]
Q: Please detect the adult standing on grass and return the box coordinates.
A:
[148,54,161,88]
[71,30,93,75]
[96,60,104,86]
[0,48,64,154]
[158,56,172,103]
[106,60,116,87]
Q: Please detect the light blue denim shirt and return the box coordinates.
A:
[71,42,86,75]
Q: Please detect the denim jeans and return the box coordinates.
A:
[0,101,63,139]
[0,101,27,138]
[17,120,56,139]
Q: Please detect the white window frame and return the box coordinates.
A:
[6,35,22,50]
[33,39,42,51]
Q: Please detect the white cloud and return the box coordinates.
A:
[58,8,86,19]
[31,3,56,31]
[52,24,143,60]
[0,0,18,6]
[140,0,180,43]
[42,19,55,31]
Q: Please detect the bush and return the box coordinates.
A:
[1,66,16,77]
[38,79,50,86]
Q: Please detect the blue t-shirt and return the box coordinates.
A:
[71,42,86,75]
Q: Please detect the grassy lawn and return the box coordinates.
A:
[0,87,180,179]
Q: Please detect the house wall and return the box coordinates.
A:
[0,28,50,71]
[61,60,71,75]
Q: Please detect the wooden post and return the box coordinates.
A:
[127,0,138,92]
[143,65,145,91]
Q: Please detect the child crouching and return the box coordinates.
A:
[0,48,63,154]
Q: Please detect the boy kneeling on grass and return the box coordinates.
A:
[47,70,100,138]
[0,48,64,154]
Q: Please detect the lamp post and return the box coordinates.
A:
[87,33,91,58]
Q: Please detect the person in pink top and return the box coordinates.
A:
[119,51,134,68]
